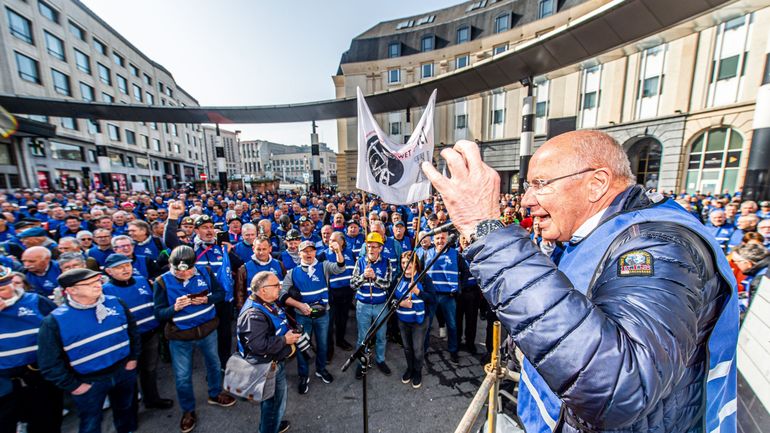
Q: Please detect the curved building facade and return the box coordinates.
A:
[334,0,770,195]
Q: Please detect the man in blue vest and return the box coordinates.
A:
[103,254,173,411]
[235,237,286,311]
[38,268,141,433]
[422,132,739,433]
[153,246,236,433]
[0,266,63,433]
[233,223,258,263]
[424,231,461,363]
[21,246,61,296]
[88,228,114,268]
[705,209,734,252]
[350,232,393,380]
[326,232,356,353]
[281,238,345,394]
[111,235,162,281]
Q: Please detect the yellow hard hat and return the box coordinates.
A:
[365,232,384,245]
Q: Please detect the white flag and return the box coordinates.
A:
[356,87,436,205]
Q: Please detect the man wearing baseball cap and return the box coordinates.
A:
[280,238,345,394]
[38,268,140,433]
[280,229,302,272]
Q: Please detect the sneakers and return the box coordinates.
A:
[180,411,197,433]
[207,392,236,407]
[278,420,291,433]
[376,361,392,376]
[439,327,447,338]
[450,352,460,363]
[355,364,364,380]
[315,370,334,384]
[298,376,310,394]
[401,369,412,384]
[411,371,422,389]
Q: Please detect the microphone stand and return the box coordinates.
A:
[341,231,460,433]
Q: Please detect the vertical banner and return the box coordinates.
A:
[356,87,436,205]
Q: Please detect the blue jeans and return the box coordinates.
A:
[259,362,287,433]
[168,330,222,412]
[70,365,137,433]
[356,302,387,363]
[295,311,329,377]
[425,294,458,353]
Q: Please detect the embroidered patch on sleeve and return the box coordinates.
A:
[617,250,654,277]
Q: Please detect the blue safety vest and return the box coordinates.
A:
[132,254,150,280]
[244,258,284,296]
[706,224,735,252]
[236,299,290,356]
[195,243,234,302]
[329,248,355,289]
[135,237,161,259]
[426,247,460,294]
[88,247,114,267]
[394,280,425,324]
[52,295,131,375]
[233,241,254,263]
[0,293,45,370]
[25,261,61,296]
[395,236,413,253]
[103,276,159,334]
[345,234,364,255]
[354,256,389,304]
[382,237,400,271]
[163,266,217,330]
[290,263,329,307]
[281,250,298,272]
[518,199,739,433]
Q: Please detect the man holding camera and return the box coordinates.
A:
[280,238,345,394]
[237,271,301,433]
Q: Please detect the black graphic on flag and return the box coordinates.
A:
[367,134,404,186]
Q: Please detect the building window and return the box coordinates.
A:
[146,92,154,105]
[421,63,434,79]
[707,14,751,107]
[116,74,128,94]
[125,130,136,145]
[174,143,180,153]
[456,26,470,44]
[93,38,107,55]
[44,31,65,61]
[580,65,601,128]
[68,21,85,41]
[38,1,59,23]
[492,108,504,124]
[152,138,160,151]
[112,52,124,67]
[582,91,597,109]
[493,44,508,55]
[74,49,90,74]
[129,64,139,76]
[87,119,101,134]
[495,14,510,33]
[143,73,152,85]
[685,127,743,194]
[641,76,660,98]
[51,142,84,161]
[14,52,40,84]
[79,82,94,102]
[107,123,120,141]
[539,0,555,18]
[141,135,149,149]
[388,69,400,84]
[30,140,45,157]
[421,35,434,52]
[388,42,400,58]
[455,54,469,69]
[171,124,178,136]
[132,84,142,102]
[7,8,34,44]
[59,117,77,130]
[97,63,111,85]
[109,152,125,167]
[456,114,467,129]
[51,69,71,96]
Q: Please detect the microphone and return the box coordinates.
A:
[423,222,457,237]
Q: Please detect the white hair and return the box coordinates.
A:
[570,132,636,187]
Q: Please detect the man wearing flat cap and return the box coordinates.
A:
[38,267,140,433]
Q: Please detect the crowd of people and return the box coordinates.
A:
[0,182,767,433]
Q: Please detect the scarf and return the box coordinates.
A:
[251,255,272,266]
[1,287,25,308]
[67,294,110,324]
[194,237,215,252]
[301,258,319,277]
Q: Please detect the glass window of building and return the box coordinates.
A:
[580,65,601,128]
[152,138,160,151]
[495,14,510,33]
[455,54,469,69]
[636,44,666,120]
[456,114,467,129]
[112,52,125,67]
[87,119,101,134]
[0,143,15,165]
[101,92,113,103]
[129,64,139,76]
[7,8,34,44]
[116,74,128,94]
[93,38,107,55]
[456,26,470,44]
[68,21,85,41]
[125,130,136,145]
[51,69,71,96]
[388,68,400,84]
[107,123,120,141]
[50,142,83,161]
[146,92,154,105]
[15,52,40,84]
[685,127,743,194]
[59,117,77,131]
[421,35,434,52]
[97,63,111,85]
[388,42,400,58]
[493,44,508,55]
[132,84,143,102]
[534,79,550,135]
[74,49,91,74]
[38,1,59,24]
[421,63,433,79]
[143,73,152,85]
[44,31,65,61]
[141,135,149,149]
[707,14,752,107]
[174,143,180,153]
[539,0,555,18]
[29,140,45,157]
[79,82,94,102]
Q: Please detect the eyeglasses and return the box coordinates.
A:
[523,168,596,196]
[113,244,132,250]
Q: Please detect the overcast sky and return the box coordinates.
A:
[81,0,457,151]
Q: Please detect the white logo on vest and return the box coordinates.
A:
[17,307,35,317]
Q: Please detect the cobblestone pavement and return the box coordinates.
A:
[62,318,501,433]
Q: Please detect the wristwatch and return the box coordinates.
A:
[469,219,505,244]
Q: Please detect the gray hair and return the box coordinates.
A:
[111,235,133,248]
[570,132,636,187]
[733,243,768,263]
[76,230,93,240]
[58,237,81,248]
[241,223,257,234]
[250,270,276,294]
[58,252,86,267]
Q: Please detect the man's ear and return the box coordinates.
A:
[587,168,611,203]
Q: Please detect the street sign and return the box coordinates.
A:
[200,173,208,180]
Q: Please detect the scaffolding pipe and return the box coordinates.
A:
[487,321,501,433]
[453,372,496,433]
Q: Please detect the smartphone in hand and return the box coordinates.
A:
[216,231,229,246]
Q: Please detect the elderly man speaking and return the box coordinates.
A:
[421,131,738,433]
